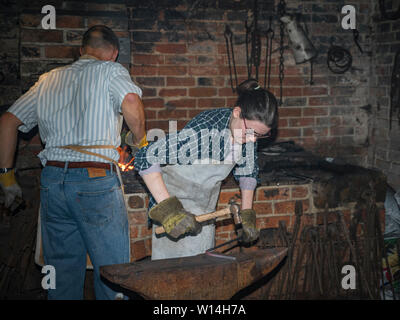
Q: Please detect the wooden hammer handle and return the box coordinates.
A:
[155,206,232,235]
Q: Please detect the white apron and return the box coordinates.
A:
[151,141,240,260]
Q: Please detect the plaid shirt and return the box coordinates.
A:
[134,107,259,181]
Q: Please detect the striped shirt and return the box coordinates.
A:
[8,55,142,166]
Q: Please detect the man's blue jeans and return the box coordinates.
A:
[40,164,130,300]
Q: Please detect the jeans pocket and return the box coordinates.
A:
[77,188,116,226]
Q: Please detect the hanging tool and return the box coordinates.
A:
[390,49,400,130]
[264,16,274,89]
[155,199,241,235]
[277,0,286,106]
[352,29,363,54]
[327,43,352,74]
[280,15,318,65]
[244,0,262,81]
[224,25,238,93]
[245,20,252,79]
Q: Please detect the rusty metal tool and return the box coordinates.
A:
[155,199,241,235]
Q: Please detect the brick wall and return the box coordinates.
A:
[128,0,373,167]
[368,1,400,190]
[1,0,389,176]
[125,181,386,261]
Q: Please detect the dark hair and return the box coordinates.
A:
[235,79,278,129]
[82,25,120,51]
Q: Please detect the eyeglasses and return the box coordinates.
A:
[243,118,271,139]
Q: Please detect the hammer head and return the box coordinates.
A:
[228,198,242,225]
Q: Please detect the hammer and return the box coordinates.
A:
[155,198,241,235]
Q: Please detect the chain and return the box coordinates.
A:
[278,0,286,106]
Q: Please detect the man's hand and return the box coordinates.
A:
[125,130,148,156]
[240,209,259,244]
[149,196,202,239]
[0,169,22,208]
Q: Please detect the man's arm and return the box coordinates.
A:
[121,93,145,145]
[0,112,23,167]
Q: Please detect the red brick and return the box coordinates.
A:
[166,99,196,108]
[20,14,41,27]
[56,15,84,28]
[167,77,195,86]
[189,66,219,76]
[284,77,305,86]
[155,44,187,54]
[141,88,157,97]
[253,202,273,215]
[289,118,315,127]
[277,128,301,138]
[303,107,328,116]
[143,98,165,108]
[146,120,170,131]
[274,200,296,214]
[303,127,329,137]
[128,196,145,210]
[283,66,302,76]
[256,216,291,229]
[284,87,303,96]
[278,119,288,127]
[128,210,147,225]
[218,190,241,204]
[218,88,237,97]
[257,187,290,201]
[45,46,80,59]
[158,66,187,76]
[157,109,188,119]
[140,226,152,237]
[133,54,164,65]
[278,108,302,118]
[291,186,309,198]
[130,225,140,238]
[303,87,328,96]
[21,29,63,43]
[144,109,157,119]
[132,65,158,76]
[189,87,216,97]
[198,98,225,108]
[159,88,187,97]
[188,109,203,118]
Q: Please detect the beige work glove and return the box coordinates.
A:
[240,209,259,244]
[125,131,148,156]
[149,196,202,239]
[0,169,22,208]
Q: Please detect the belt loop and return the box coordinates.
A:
[63,161,69,173]
[110,163,113,173]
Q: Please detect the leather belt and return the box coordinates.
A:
[46,161,116,170]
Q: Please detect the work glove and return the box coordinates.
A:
[240,209,259,244]
[149,196,202,239]
[125,131,148,156]
[0,169,22,208]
